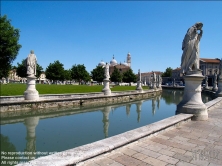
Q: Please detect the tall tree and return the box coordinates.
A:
[45,60,65,82]
[0,15,22,78]
[122,69,137,83]
[162,67,173,77]
[91,66,104,83]
[71,64,90,84]
[64,69,72,81]
[16,59,43,78]
[110,67,122,83]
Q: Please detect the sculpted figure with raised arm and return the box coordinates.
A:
[181,22,203,75]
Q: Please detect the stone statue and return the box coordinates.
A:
[205,76,208,88]
[153,72,156,82]
[104,63,110,79]
[181,22,203,75]
[26,50,37,77]
[138,69,141,81]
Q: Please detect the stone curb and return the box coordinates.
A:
[205,97,222,111]
[16,113,193,166]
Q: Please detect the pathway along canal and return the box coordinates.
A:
[0,89,213,163]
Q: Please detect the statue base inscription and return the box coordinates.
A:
[176,70,208,121]
[24,76,39,100]
[102,79,111,96]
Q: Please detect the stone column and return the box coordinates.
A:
[24,76,39,100]
[176,71,208,121]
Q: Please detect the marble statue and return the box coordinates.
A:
[104,63,110,79]
[26,50,37,77]
[181,22,203,75]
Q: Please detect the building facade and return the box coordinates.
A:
[172,58,221,86]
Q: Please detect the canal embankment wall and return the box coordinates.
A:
[0,89,162,112]
[15,96,222,166]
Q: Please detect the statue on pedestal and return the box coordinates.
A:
[104,63,110,80]
[181,22,203,75]
[26,50,37,77]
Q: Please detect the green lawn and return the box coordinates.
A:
[0,83,148,96]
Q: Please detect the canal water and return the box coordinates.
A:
[0,89,213,164]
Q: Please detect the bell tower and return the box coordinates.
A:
[127,52,131,68]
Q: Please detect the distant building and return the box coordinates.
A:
[172,58,221,86]
[97,53,131,76]
[140,71,163,85]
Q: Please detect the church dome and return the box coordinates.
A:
[123,61,128,66]
[110,55,118,66]
[98,60,105,67]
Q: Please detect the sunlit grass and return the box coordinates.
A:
[1,83,149,96]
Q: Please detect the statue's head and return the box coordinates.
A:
[30,50,34,54]
[195,22,203,30]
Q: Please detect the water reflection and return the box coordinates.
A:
[24,117,39,160]
[0,89,213,161]
[101,106,111,138]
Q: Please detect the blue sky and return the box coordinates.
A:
[2,1,222,74]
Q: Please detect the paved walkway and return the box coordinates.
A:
[78,104,222,166]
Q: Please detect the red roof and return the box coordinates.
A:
[200,58,220,63]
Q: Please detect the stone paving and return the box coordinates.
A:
[77,103,222,166]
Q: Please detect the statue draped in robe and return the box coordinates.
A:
[26,50,37,77]
[181,22,203,75]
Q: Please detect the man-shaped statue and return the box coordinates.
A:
[26,50,37,77]
[181,22,203,75]
[104,63,110,80]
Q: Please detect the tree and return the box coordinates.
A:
[91,66,104,83]
[162,67,173,77]
[64,69,72,81]
[16,59,26,78]
[16,59,43,78]
[0,15,22,78]
[45,60,65,82]
[71,64,90,84]
[122,69,137,83]
[110,67,122,83]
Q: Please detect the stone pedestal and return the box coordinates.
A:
[153,82,157,89]
[24,76,39,100]
[216,78,222,97]
[176,71,208,121]
[102,79,111,96]
[136,81,143,92]
[212,82,218,92]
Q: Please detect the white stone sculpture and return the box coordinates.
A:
[181,22,203,75]
[104,63,110,80]
[102,63,111,95]
[136,69,143,91]
[26,50,37,77]
[213,72,218,92]
[158,75,162,88]
[24,50,39,100]
[152,72,157,89]
[204,76,209,89]
[177,23,207,121]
